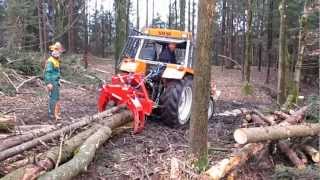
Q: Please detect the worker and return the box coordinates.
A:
[44,42,65,121]
[159,43,177,64]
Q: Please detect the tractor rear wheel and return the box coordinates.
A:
[159,76,193,127]
[159,76,215,127]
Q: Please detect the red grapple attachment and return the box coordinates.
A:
[98,73,153,133]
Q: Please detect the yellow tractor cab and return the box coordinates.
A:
[113,28,215,127]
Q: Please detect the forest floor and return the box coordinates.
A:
[0,55,318,179]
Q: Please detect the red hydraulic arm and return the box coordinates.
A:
[98,73,153,133]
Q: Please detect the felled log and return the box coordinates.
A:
[0,115,15,132]
[234,123,320,144]
[250,114,268,126]
[252,110,276,125]
[1,110,132,180]
[1,157,34,174]
[38,126,112,180]
[301,145,320,163]
[15,125,55,132]
[0,106,121,162]
[0,126,56,151]
[278,141,306,169]
[0,128,97,180]
[281,105,309,125]
[204,143,265,180]
[273,111,290,120]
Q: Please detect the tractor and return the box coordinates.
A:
[98,28,218,133]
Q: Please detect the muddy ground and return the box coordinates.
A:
[0,57,318,179]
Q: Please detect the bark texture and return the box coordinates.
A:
[234,123,320,144]
[190,0,215,170]
[244,0,253,83]
[38,127,112,180]
[292,2,308,101]
[277,0,288,105]
[301,145,320,163]
[1,110,132,180]
[204,143,265,180]
[278,141,305,169]
[0,126,56,151]
[0,107,121,161]
[180,0,186,30]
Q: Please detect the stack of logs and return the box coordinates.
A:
[0,107,133,180]
[204,106,320,180]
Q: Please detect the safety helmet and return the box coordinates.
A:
[49,42,65,52]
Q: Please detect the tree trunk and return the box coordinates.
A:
[220,0,226,71]
[168,0,173,28]
[126,0,130,38]
[68,0,74,53]
[234,123,320,144]
[115,0,128,73]
[152,0,154,25]
[278,141,305,169]
[204,143,265,180]
[42,2,48,54]
[0,107,121,162]
[257,0,265,72]
[301,145,320,163]
[265,0,273,83]
[244,0,253,83]
[84,0,89,56]
[2,127,97,180]
[292,3,308,101]
[174,0,178,28]
[38,127,112,180]
[180,0,186,30]
[37,0,44,54]
[188,0,191,31]
[2,110,132,180]
[136,0,139,30]
[0,126,56,152]
[277,0,288,105]
[191,0,195,35]
[190,0,215,171]
[146,0,148,27]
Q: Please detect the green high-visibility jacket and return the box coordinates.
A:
[44,56,60,85]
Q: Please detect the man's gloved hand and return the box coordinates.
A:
[47,83,53,92]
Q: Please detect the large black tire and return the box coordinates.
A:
[159,76,193,127]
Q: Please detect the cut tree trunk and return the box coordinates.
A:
[38,126,112,180]
[0,126,56,151]
[15,125,55,132]
[278,141,305,169]
[273,111,290,120]
[252,110,276,125]
[204,143,265,180]
[0,115,15,132]
[301,145,320,163]
[1,127,97,180]
[0,106,121,162]
[281,105,309,125]
[251,114,268,126]
[234,123,320,144]
[1,110,132,180]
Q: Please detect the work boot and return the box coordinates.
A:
[54,102,62,121]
